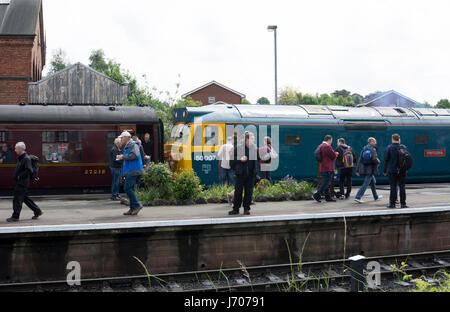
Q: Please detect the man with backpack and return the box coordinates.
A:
[335,138,356,199]
[354,137,383,203]
[312,135,339,203]
[383,133,412,208]
[7,142,43,222]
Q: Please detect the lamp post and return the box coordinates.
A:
[267,25,278,105]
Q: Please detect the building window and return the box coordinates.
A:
[205,125,219,146]
[42,131,82,163]
[415,135,428,145]
[285,135,301,145]
[208,96,215,104]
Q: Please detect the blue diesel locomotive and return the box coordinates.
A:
[164,104,450,185]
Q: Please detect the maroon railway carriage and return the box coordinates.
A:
[0,104,163,195]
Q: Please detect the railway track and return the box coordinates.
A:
[1,250,449,292]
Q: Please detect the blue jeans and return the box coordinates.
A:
[315,171,333,200]
[355,175,379,200]
[220,167,235,185]
[110,167,121,198]
[124,175,142,210]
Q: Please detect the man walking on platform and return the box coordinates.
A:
[384,133,411,208]
[7,142,43,222]
[312,135,339,203]
[354,137,383,203]
[116,131,144,216]
[335,138,356,199]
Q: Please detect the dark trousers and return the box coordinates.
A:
[315,171,333,200]
[233,174,255,211]
[12,184,41,219]
[339,168,353,197]
[389,172,406,205]
[260,170,272,184]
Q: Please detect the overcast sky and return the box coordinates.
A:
[43,0,450,105]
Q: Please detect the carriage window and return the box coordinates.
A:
[0,142,13,164]
[106,132,117,158]
[0,131,11,142]
[42,131,82,163]
[205,125,219,146]
[285,135,301,145]
[415,135,428,145]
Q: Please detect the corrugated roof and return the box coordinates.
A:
[0,0,41,36]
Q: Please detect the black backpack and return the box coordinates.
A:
[398,145,412,172]
[314,145,322,163]
[28,154,40,181]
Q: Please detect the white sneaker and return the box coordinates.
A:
[354,198,364,204]
[375,195,383,201]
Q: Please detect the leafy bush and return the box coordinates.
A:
[142,163,173,198]
[172,169,202,201]
[203,184,234,200]
[138,186,161,202]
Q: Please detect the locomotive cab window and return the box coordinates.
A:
[205,125,219,146]
[42,131,82,163]
[285,135,301,145]
[193,126,202,146]
[415,135,428,145]
[175,125,191,144]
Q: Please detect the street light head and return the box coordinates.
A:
[267,25,277,32]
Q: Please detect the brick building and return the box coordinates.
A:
[181,80,245,106]
[358,90,420,108]
[0,0,45,105]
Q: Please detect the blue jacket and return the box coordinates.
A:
[122,139,144,176]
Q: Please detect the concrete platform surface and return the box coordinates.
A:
[0,183,449,230]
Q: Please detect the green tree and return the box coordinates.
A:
[241,98,251,104]
[278,86,299,105]
[47,48,71,74]
[298,93,318,105]
[352,94,363,105]
[88,49,109,73]
[256,97,270,104]
[436,99,450,108]
[332,89,351,98]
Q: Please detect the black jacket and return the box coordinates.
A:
[0,149,12,164]
[109,145,122,169]
[384,143,408,175]
[335,144,356,170]
[13,153,33,187]
[141,139,152,159]
[231,143,260,177]
[356,144,380,176]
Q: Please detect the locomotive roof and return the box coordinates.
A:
[173,104,450,124]
[0,104,159,124]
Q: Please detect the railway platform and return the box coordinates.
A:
[0,183,449,284]
[0,183,449,228]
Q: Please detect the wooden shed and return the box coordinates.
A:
[27,62,129,105]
